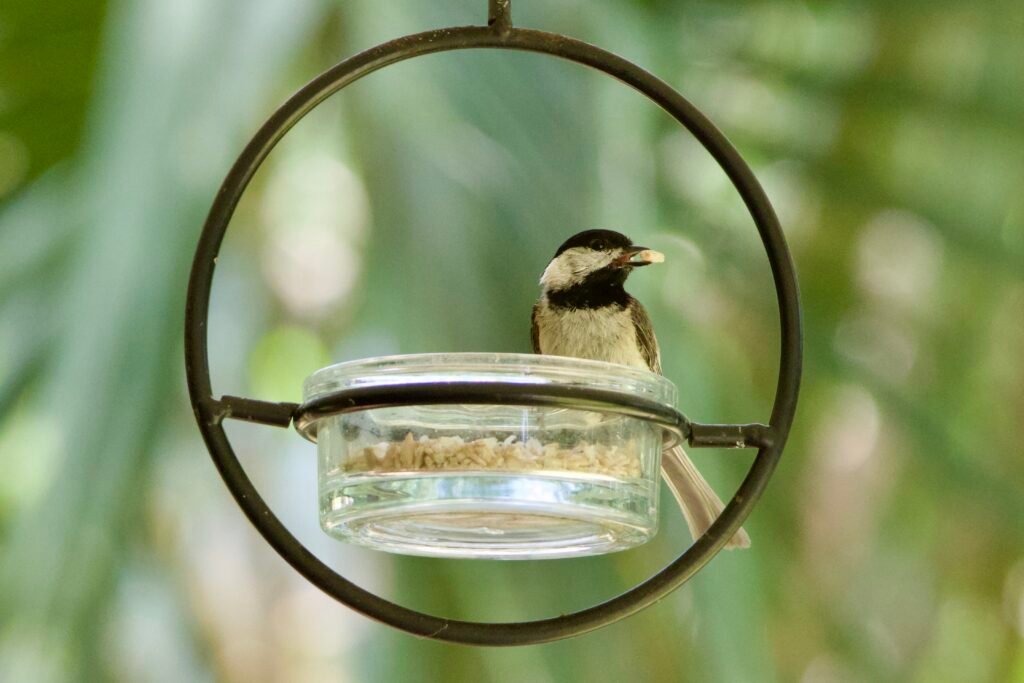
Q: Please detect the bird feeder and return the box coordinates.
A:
[303,353,680,560]
[185,0,802,645]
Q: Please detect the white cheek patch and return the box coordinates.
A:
[540,258,573,288]
[540,248,619,289]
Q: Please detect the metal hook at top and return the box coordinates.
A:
[488,0,512,35]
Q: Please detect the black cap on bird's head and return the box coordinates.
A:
[541,229,664,295]
[553,229,636,258]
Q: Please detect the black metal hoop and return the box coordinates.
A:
[185,2,801,646]
[292,381,693,448]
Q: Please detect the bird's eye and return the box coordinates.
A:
[590,239,606,251]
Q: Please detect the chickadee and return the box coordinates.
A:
[532,229,750,549]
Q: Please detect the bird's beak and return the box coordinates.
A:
[619,246,665,268]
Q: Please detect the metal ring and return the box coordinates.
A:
[291,381,691,448]
[185,22,802,645]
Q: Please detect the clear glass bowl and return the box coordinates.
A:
[303,353,677,559]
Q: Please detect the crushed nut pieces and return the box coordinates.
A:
[344,433,642,479]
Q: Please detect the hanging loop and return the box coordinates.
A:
[489,0,512,34]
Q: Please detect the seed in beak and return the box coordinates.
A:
[624,248,665,266]
[635,249,664,263]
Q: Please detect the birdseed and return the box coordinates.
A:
[344,432,642,479]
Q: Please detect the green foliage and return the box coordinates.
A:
[1,0,1022,681]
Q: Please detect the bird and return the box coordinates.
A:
[532,228,750,549]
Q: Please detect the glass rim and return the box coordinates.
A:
[303,352,677,407]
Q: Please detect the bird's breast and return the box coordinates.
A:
[535,303,649,370]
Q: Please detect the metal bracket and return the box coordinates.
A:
[489,0,512,35]
[216,395,298,428]
[688,422,774,449]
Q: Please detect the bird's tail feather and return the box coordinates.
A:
[662,445,751,550]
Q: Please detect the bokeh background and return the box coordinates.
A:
[2,0,1023,681]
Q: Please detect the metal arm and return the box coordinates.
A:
[489,0,512,34]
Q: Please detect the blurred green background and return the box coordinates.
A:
[2,0,1023,681]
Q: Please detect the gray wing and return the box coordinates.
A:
[531,302,542,354]
[630,301,662,374]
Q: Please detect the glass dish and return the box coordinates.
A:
[302,353,677,559]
